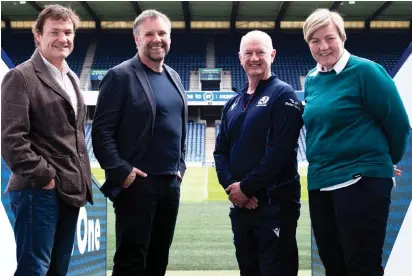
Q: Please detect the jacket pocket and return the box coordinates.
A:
[47,154,84,196]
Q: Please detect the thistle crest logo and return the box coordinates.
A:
[257,96,270,107]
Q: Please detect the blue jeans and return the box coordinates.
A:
[9,188,80,276]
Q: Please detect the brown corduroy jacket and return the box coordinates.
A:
[1,49,92,207]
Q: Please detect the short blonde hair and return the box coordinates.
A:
[303,9,346,43]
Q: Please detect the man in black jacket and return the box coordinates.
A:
[214,30,303,276]
[92,9,187,276]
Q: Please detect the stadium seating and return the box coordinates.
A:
[85,124,97,163]
[4,31,407,91]
[85,122,206,164]
[2,32,34,66]
[216,123,221,138]
[215,32,314,91]
[4,31,410,166]
[185,121,206,162]
[297,127,307,162]
[215,32,410,91]
[91,33,207,90]
[2,31,91,76]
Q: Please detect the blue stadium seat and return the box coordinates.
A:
[215,32,408,91]
[297,127,307,162]
[184,122,206,162]
[91,33,207,90]
[84,124,97,163]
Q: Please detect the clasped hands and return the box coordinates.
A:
[225,182,258,210]
[225,165,402,209]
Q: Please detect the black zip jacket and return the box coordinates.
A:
[214,73,303,201]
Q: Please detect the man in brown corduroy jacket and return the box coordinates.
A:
[1,4,92,276]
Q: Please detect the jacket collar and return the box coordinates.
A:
[310,49,351,76]
[240,73,277,96]
[31,49,71,102]
[131,54,157,120]
[30,49,84,123]
[131,54,187,114]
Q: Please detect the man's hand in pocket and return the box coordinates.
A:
[42,179,56,190]
[122,167,147,188]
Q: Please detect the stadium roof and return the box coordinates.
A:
[2,1,412,31]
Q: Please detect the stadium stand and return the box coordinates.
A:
[2,2,412,274]
[216,123,221,138]
[1,32,34,66]
[85,121,206,164]
[3,31,409,165]
[297,127,307,162]
[85,124,97,163]
[185,120,206,162]
[215,32,315,91]
[216,32,410,90]
[344,32,408,72]
[91,33,136,70]
[91,33,207,90]
[4,31,407,92]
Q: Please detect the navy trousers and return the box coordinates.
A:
[9,188,80,276]
[230,201,300,276]
[309,176,393,276]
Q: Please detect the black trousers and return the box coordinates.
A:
[112,175,180,276]
[309,176,393,276]
[230,201,300,276]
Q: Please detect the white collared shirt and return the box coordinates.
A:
[309,49,351,77]
[39,53,78,117]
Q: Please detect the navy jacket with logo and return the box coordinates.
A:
[214,73,303,201]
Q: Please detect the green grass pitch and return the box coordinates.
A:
[91,166,310,271]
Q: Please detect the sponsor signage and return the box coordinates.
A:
[90,69,108,81]
[199,68,222,81]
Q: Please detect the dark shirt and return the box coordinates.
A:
[137,65,184,175]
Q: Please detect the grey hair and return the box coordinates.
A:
[239,30,273,52]
[133,9,172,37]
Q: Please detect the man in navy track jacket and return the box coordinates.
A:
[214,30,303,276]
